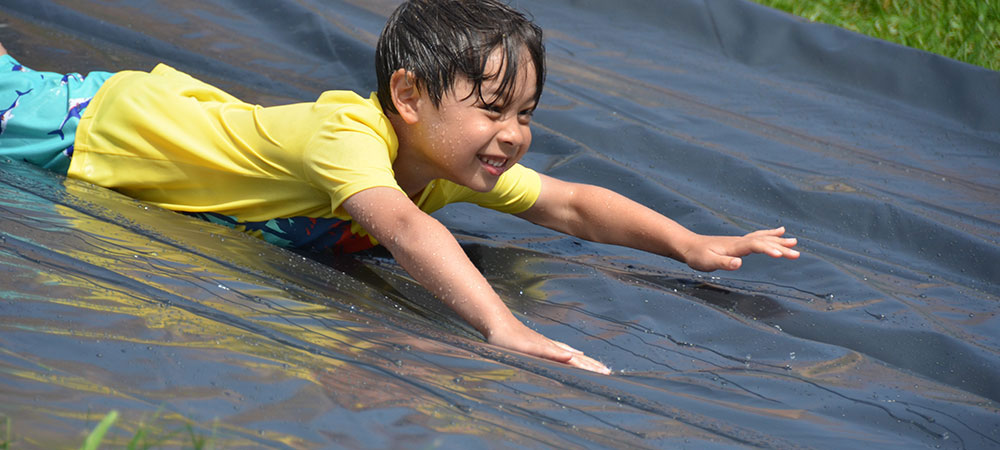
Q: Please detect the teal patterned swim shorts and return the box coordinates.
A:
[0,54,113,174]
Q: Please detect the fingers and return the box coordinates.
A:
[553,340,585,355]
[755,242,799,259]
[744,227,799,259]
[689,228,801,271]
[566,353,612,375]
[551,340,609,374]
[541,342,610,374]
[528,340,610,374]
[776,241,800,258]
[509,334,610,374]
[763,238,800,259]
[539,342,575,363]
[747,226,786,238]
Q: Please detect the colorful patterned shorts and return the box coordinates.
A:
[186,212,376,253]
[0,55,113,174]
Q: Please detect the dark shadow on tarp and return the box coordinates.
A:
[1,0,998,448]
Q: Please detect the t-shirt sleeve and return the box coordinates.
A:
[446,163,542,214]
[301,104,404,218]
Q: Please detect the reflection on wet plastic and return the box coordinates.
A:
[2,158,994,447]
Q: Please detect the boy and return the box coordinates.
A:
[0,0,798,374]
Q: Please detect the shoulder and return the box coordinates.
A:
[316,91,387,123]
[305,91,397,157]
[301,92,401,202]
[312,91,395,145]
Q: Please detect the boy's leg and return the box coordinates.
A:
[0,48,113,174]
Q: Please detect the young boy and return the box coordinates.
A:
[0,0,798,374]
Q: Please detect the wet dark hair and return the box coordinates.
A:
[375,0,545,114]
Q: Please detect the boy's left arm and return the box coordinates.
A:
[516,174,799,271]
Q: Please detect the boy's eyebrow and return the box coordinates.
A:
[475,81,539,108]
[475,93,538,112]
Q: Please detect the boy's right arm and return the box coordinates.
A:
[342,187,611,374]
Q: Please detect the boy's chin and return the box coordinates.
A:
[464,177,499,193]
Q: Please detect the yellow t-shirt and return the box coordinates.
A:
[70,64,541,241]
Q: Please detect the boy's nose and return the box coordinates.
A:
[497,119,526,150]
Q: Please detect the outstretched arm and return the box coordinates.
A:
[343,187,611,374]
[516,175,799,271]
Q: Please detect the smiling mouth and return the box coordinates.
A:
[478,155,508,175]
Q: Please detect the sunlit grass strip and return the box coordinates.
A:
[81,409,217,450]
[0,410,215,449]
[2,416,10,450]
[750,0,1000,71]
[80,411,118,450]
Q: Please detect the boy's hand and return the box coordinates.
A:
[344,187,612,375]
[681,227,799,272]
[519,177,801,273]
[487,321,611,374]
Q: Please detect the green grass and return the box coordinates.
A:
[2,416,10,450]
[750,0,1000,71]
[81,410,217,450]
[80,411,119,450]
[1,410,216,450]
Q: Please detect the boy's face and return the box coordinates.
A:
[409,49,537,193]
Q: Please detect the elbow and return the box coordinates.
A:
[342,187,448,254]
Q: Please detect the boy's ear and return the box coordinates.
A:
[389,69,421,124]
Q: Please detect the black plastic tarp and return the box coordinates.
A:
[1,0,998,448]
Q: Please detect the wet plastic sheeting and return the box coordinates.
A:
[1,0,998,448]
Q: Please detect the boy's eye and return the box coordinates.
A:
[480,104,504,115]
[479,103,534,122]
